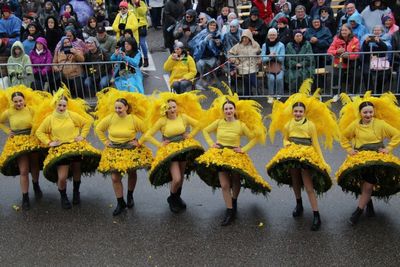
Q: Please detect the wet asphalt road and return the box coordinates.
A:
[0,29,399,266]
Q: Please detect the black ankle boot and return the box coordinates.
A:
[59,189,72,210]
[143,58,149,67]
[311,211,321,231]
[221,208,235,226]
[127,190,134,209]
[32,182,43,200]
[292,199,304,217]
[22,193,30,211]
[232,198,237,214]
[349,207,363,225]
[176,187,186,210]
[72,181,81,205]
[365,199,375,217]
[113,197,127,216]
[167,192,182,213]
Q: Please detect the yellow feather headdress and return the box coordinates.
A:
[205,83,267,144]
[31,84,92,133]
[339,91,400,132]
[144,90,206,129]
[93,87,150,127]
[268,79,339,149]
[0,85,51,115]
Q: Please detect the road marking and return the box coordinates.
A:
[163,74,171,92]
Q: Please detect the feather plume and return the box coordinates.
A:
[268,79,339,149]
[204,83,267,144]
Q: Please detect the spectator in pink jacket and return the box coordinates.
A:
[29,37,55,91]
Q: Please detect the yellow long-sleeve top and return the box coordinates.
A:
[163,54,197,86]
[0,107,34,134]
[203,119,256,153]
[283,118,324,159]
[340,118,400,153]
[140,114,199,148]
[36,111,92,145]
[95,113,145,145]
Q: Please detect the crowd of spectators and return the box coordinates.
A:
[161,0,400,94]
[1,0,400,96]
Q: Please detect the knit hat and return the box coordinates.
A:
[229,19,240,28]
[1,5,11,13]
[268,28,278,36]
[250,7,259,16]
[86,36,99,47]
[174,40,184,49]
[97,25,106,33]
[277,17,288,25]
[293,29,303,36]
[119,1,128,8]
[381,15,392,24]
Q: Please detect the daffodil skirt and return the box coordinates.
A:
[0,135,47,176]
[336,151,400,198]
[149,138,204,187]
[43,141,101,183]
[195,148,271,195]
[98,146,153,175]
[266,144,332,194]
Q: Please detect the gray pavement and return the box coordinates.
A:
[0,29,399,266]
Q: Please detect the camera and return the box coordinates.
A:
[64,47,72,54]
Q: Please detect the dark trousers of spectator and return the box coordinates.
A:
[150,7,162,28]
[62,76,87,98]
[163,27,175,53]
[363,70,391,94]
[172,80,192,94]
[32,72,59,92]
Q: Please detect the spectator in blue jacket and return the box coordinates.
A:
[0,5,22,48]
[348,12,370,42]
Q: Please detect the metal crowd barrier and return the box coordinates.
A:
[226,50,400,97]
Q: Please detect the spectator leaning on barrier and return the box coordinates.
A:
[163,0,185,53]
[0,5,22,48]
[228,29,261,96]
[261,28,285,96]
[84,36,111,93]
[189,19,222,89]
[29,37,54,91]
[285,30,315,91]
[163,40,197,94]
[44,16,64,55]
[361,0,391,33]
[7,41,33,87]
[327,23,360,92]
[112,1,139,42]
[173,9,200,51]
[110,37,144,93]
[241,7,267,47]
[360,24,392,93]
[96,25,117,59]
[53,36,86,97]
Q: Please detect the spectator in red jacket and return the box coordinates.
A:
[252,0,275,25]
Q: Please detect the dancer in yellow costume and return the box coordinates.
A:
[336,92,400,226]
[0,85,49,210]
[195,85,271,226]
[35,87,101,209]
[266,80,339,231]
[139,91,205,213]
[94,88,153,216]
